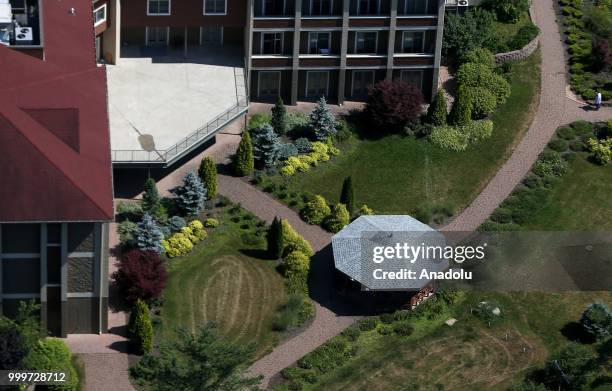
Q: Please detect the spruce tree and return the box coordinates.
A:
[198,157,217,198]
[136,213,164,254]
[128,299,153,355]
[267,217,284,259]
[448,88,473,126]
[309,96,337,141]
[252,124,281,168]
[426,90,448,126]
[271,96,288,135]
[233,131,254,176]
[339,176,355,215]
[141,178,160,214]
[170,171,206,217]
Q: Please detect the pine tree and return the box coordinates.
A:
[136,213,164,254]
[252,124,281,168]
[271,96,288,135]
[339,176,355,215]
[198,157,217,198]
[448,88,473,126]
[141,178,160,214]
[267,217,284,259]
[170,171,206,217]
[128,299,153,355]
[426,90,448,126]
[309,96,337,141]
[233,131,254,176]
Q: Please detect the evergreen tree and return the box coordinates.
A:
[128,299,153,355]
[309,96,337,141]
[170,171,206,217]
[448,88,473,126]
[324,204,350,233]
[252,124,281,168]
[271,96,288,135]
[267,217,284,259]
[198,157,218,198]
[580,301,612,340]
[136,213,164,254]
[426,90,448,126]
[339,176,355,215]
[141,178,160,214]
[233,131,254,176]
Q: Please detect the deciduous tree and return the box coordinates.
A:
[366,80,424,132]
[112,249,167,304]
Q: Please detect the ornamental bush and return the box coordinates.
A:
[118,220,138,246]
[252,124,281,168]
[128,300,153,355]
[358,204,374,216]
[366,80,424,132]
[294,137,312,153]
[247,113,271,131]
[280,164,296,177]
[324,203,350,233]
[448,88,473,126]
[309,96,337,141]
[170,171,206,217]
[286,112,310,136]
[233,132,255,176]
[267,217,284,259]
[580,301,612,340]
[426,90,448,126]
[168,216,186,233]
[142,178,161,217]
[587,137,612,165]
[282,219,314,257]
[112,249,167,304]
[271,96,288,135]
[443,8,496,58]
[339,176,355,215]
[460,47,495,68]
[282,251,311,295]
[430,126,469,151]
[482,0,529,23]
[467,87,497,119]
[456,62,510,105]
[277,143,299,160]
[464,120,494,143]
[198,157,217,198]
[136,213,165,254]
[300,195,331,225]
[162,232,194,258]
[22,338,79,391]
[0,319,28,370]
[204,218,219,228]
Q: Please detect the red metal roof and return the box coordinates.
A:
[0,0,114,222]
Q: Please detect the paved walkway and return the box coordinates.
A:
[442,0,612,232]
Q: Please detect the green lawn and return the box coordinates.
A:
[262,51,541,218]
[306,291,611,391]
[492,12,533,48]
[158,205,285,358]
[522,155,612,230]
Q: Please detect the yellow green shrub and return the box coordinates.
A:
[162,232,194,258]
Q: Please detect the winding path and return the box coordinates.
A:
[442,0,611,232]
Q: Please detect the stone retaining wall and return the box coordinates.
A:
[495,7,540,64]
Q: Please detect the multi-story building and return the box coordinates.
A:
[102,0,445,105]
[0,0,114,336]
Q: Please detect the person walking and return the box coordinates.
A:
[595,91,602,110]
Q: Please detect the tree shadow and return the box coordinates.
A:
[238,248,272,261]
[560,321,596,344]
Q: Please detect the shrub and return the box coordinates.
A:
[392,321,414,336]
[460,47,495,68]
[587,137,612,164]
[456,62,510,105]
[271,96,288,135]
[273,294,314,331]
[170,171,206,217]
[430,126,469,151]
[509,23,540,50]
[187,220,207,241]
[162,232,194,258]
[277,143,299,160]
[323,203,350,233]
[466,87,497,119]
[592,39,612,72]
[204,218,219,228]
[282,251,311,294]
[286,112,310,136]
[300,195,331,225]
[443,8,496,58]
[426,90,448,126]
[248,113,271,131]
[334,119,352,142]
[116,201,143,221]
[198,157,217,198]
[0,319,28,370]
[168,216,186,233]
[294,137,312,153]
[357,317,379,331]
[464,120,494,143]
[309,96,337,141]
[233,132,255,176]
[297,337,352,373]
[548,138,569,152]
[448,88,472,126]
[280,164,296,177]
[491,208,513,224]
[483,0,529,23]
[252,124,281,167]
[267,217,284,259]
[341,326,361,342]
[128,300,153,355]
[22,338,78,391]
[339,176,355,215]
[112,250,167,304]
[366,80,424,132]
[281,219,314,257]
[136,213,165,253]
[358,204,374,216]
[557,126,576,140]
[580,301,612,340]
[118,220,138,246]
[142,178,161,217]
[533,153,569,177]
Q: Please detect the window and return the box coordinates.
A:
[402,0,428,14]
[10,0,26,13]
[400,70,423,91]
[262,32,283,54]
[259,71,281,98]
[308,32,331,55]
[355,31,377,54]
[306,71,329,98]
[352,70,374,97]
[146,26,169,45]
[402,31,424,53]
[204,0,226,14]
[148,0,170,15]
[358,0,380,15]
[201,26,223,45]
[310,0,333,15]
[93,4,107,26]
[263,0,286,15]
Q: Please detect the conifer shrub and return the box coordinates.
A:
[426,90,448,126]
[267,217,284,259]
[323,204,350,233]
[170,171,206,217]
[339,177,355,215]
[271,96,288,135]
[128,300,153,355]
[198,157,217,198]
[282,251,311,295]
[281,220,314,257]
[300,195,331,225]
[233,132,255,176]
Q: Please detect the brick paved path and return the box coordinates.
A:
[443,0,612,232]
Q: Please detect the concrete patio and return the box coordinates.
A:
[106,45,246,163]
